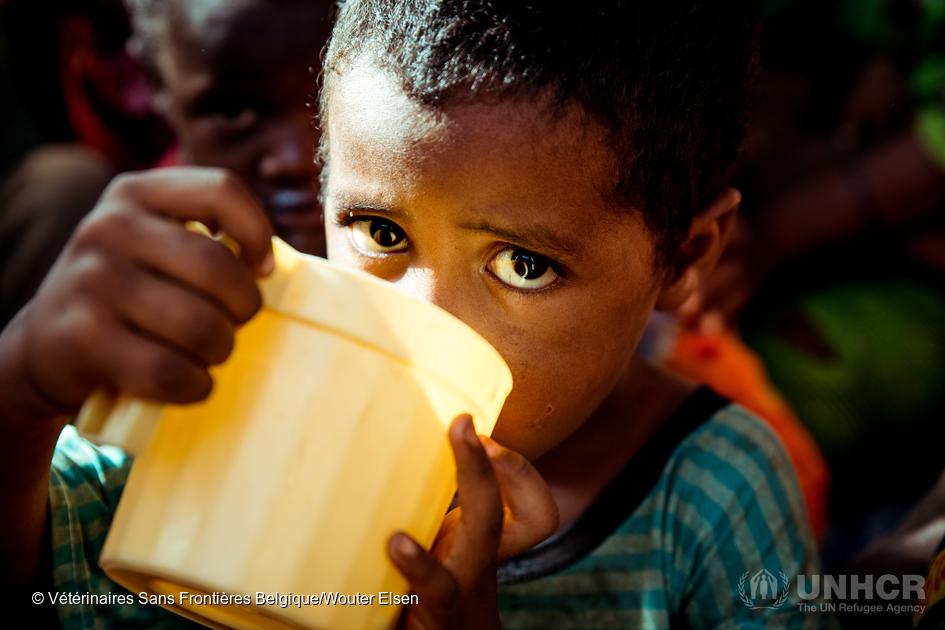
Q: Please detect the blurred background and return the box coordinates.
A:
[2,0,943,626]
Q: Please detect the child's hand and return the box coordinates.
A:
[387,415,559,630]
[5,167,274,420]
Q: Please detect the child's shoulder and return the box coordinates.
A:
[672,398,797,484]
[640,395,819,587]
[658,395,807,527]
[498,394,827,628]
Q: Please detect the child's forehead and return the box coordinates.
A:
[324,62,638,249]
[326,61,616,189]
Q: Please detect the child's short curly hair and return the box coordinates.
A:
[321,0,760,266]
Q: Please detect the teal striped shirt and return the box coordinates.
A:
[45,390,830,628]
[496,393,830,629]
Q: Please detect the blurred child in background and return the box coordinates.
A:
[3,0,335,333]
[126,0,334,256]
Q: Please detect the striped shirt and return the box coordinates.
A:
[48,422,187,629]
[496,390,831,629]
[45,389,830,628]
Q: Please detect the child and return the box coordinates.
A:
[126,0,334,256]
[0,1,829,628]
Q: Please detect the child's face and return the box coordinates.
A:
[153,0,330,256]
[323,63,670,459]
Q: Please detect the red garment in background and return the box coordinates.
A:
[153,145,182,169]
[58,14,172,170]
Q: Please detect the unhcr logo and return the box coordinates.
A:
[796,573,925,601]
[736,569,927,615]
[738,569,790,610]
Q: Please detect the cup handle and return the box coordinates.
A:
[184,220,240,254]
[69,222,211,451]
[185,221,299,286]
[75,391,163,455]
[74,389,116,438]
[74,228,295,454]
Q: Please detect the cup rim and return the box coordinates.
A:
[260,238,514,415]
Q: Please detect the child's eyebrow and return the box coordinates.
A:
[338,202,409,219]
[456,220,580,257]
[334,199,580,258]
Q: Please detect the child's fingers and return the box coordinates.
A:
[106,325,213,404]
[104,168,274,274]
[388,532,459,628]
[448,415,504,572]
[110,267,236,367]
[127,213,263,324]
[480,436,560,561]
[56,307,214,404]
[74,209,264,324]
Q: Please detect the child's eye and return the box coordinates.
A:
[221,107,257,126]
[349,217,409,254]
[191,96,259,127]
[210,107,258,131]
[488,247,559,291]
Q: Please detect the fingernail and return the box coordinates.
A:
[395,534,417,558]
[258,251,275,276]
[462,417,479,447]
[480,435,503,459]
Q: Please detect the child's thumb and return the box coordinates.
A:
[480,436,559,562]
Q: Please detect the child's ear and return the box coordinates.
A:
[655,187,741,311]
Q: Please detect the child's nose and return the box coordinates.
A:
[394,268,468,323]
[257,113,318,183]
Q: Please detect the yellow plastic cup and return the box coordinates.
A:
[78,237,513,629]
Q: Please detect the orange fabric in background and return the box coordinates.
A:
[666,329,830,543]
